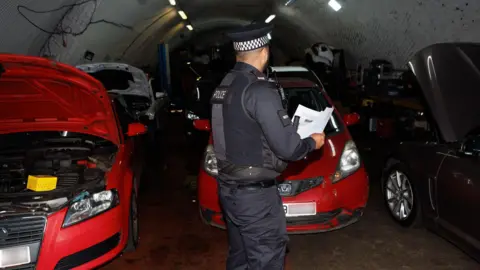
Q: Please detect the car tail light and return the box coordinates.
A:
[332,140,361,183]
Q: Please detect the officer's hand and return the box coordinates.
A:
[310,133,325,150]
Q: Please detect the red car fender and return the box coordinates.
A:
[105,143,135,249]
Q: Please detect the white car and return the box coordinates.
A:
[76,63,167,123]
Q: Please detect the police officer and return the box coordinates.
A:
[210,23,325,270]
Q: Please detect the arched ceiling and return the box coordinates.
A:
[0,0,479,69]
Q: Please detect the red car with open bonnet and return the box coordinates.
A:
[0,54,146,269]
[194,75,369,233]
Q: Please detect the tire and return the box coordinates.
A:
[124,190,139,252]
[382,162,422,228]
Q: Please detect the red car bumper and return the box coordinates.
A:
[30,204,127,269]
[198,167,369,234]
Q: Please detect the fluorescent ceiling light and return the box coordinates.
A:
[284,0,296,6]
[186,24,193,31]
[265,14,276,23]
[328,0,342,11]
[267,33,272,40]
[169,0,176,5]
[178,10,187,20]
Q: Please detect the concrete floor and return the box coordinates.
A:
[102,116,479,270]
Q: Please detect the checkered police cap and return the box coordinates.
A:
[226,23,273,52]
[233,35,270,52]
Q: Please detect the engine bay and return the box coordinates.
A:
[0,132,117,195]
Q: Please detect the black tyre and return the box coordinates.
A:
[124,190,139,252]
[382,162,422,228]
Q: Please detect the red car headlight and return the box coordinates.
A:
[203,144,218,176]
[186,110,200,120]
[62,189,119,228]
[332,140,361,183]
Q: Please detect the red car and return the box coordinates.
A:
[194,76,369,233]
[0,54,146,269]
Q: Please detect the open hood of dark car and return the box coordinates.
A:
[409,43,480,142]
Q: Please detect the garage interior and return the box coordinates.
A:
[1,0,480,269]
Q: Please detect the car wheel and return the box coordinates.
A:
[383,163,421,227]
[125,190,139,252]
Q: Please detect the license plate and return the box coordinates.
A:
[0,246,31,268]
[283,203,316,217]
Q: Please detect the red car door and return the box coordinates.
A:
[111,96,146,192]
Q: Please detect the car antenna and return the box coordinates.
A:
[273,70,288,110]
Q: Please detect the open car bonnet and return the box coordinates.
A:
[0,54,121,145]
[76,62,152,99]
[409,43,480,142]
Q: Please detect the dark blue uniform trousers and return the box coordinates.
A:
[219,184,288,270]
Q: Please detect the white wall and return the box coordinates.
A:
[1,0,479,68]
[281,0,480,67]
[0,0,78,56]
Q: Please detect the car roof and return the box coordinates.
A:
[270,66,309,72]
[277,77,317,88]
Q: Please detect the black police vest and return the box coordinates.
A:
[210,69,287,183]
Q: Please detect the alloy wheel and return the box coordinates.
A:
[385,171,414,221]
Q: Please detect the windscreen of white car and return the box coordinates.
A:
[284,87,343,135]
[88,70,134,91]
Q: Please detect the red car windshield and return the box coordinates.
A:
[284,87,343,135]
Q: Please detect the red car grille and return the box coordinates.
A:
[0,216,46,249]
[278,176,324,197]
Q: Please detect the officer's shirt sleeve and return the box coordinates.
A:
[244,81,316,161]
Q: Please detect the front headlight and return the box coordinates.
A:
[203,145,218,176]
[186,110,200,120]
[63,189,119,227]
[332,140,361,183]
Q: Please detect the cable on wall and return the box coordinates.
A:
[17,0,133,56]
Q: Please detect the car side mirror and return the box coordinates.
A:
[343,112,360,126]
[155,92,166,99]
[193,119,211,131]
[460,135,480,157]
[126,123,148,137]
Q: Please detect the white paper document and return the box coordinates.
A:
[293,105,334,139]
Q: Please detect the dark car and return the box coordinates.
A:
[184,74,224,147]
[381,43,480,262]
